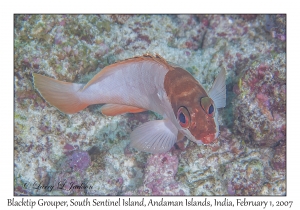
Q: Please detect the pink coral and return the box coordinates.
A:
[140,153,184,195]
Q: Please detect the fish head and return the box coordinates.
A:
[175,96,219,145]
[164,66,224,145]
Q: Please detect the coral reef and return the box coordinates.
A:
[264,15,286,41]
[14,14,285,195]
[233,61,286,147]
[137,153,185,195]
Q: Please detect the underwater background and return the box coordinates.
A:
[14,14,286,195]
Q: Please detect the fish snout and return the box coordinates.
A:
[200,133,216,144]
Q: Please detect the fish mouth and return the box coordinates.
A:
[199,133,216,144]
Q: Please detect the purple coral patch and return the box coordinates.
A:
[68,151,91,171]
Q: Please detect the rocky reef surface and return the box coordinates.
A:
[14,14,286,195]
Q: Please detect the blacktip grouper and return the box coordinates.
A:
[33,54,226,154]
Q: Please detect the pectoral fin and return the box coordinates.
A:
[130,119,178,154]
[101,104,146,116]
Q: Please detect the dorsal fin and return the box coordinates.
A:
[82,53,173,91]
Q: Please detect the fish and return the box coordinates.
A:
[33,54,226,154]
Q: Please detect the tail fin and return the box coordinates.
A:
[33,73,88,114]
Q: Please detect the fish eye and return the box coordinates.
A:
[200,97,215,117]
[177,106,191,128]
[208,104,214,114]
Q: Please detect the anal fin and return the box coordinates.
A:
[130,119,178,154]
[101,104,146,116]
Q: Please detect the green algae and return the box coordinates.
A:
[96,20,112,33]
[14,122,30,139]
[177,166,184,175]
[14,113,27,121]
[186,66,200,75]
[218,164,226,177]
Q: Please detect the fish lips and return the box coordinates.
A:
[199,133,216,144]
